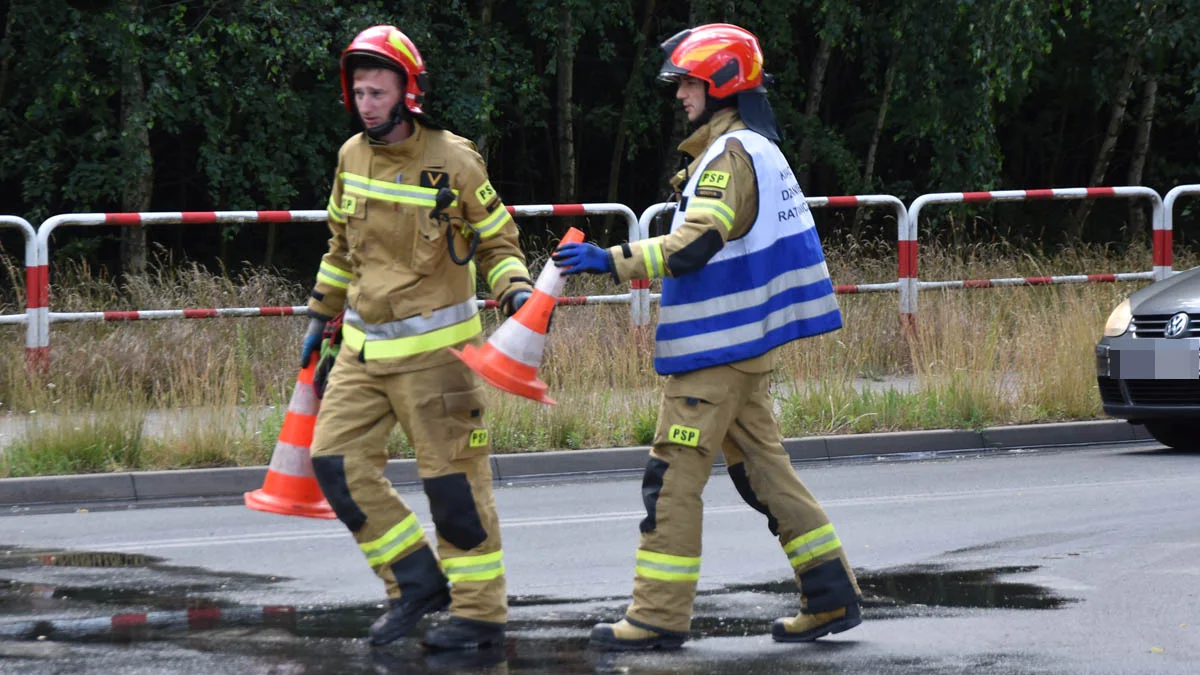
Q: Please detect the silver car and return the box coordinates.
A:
[1096,267,1200,450]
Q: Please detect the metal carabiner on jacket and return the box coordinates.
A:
[429,187,479,265]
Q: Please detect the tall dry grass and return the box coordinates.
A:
[0,241,1190,476]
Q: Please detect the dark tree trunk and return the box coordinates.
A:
[796,35,832,192]
[475,0,496,161]
[1126,75,1157,242]
[119,0,152,276]
[1071,34,1146,240]
[554,4,577,205]
[855,41,899,239]
[602,0,656,246]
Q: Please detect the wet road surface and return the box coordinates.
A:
[2,443,1199,673]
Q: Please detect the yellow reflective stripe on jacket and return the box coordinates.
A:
[469,205,514,240]
[340,171,459,208]
[442,550,505,583]
[635,549,700,582]
[486,257,529,291]
[317,260,352,289]
[642,241,666,278]
[359,513,425,566]
[342,314,482,359]
[783,523,841,568]
[688,197,735,231]
[327,196,347,224]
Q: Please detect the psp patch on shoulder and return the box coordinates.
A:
[474,180,498,205]
[469,429,489,447]
[697,170,730,190]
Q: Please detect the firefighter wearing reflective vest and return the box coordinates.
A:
[553,23,863,650]
[302,25,533,651]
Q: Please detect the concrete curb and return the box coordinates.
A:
[0,420,1152,508]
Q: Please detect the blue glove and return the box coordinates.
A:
[552,242,613,276]
[504,289,532,317]
[300,317,326,367]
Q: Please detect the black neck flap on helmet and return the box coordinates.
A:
[698,74,781,142]
[736,88,781,142]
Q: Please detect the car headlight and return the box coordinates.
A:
[1104,298,1133,337]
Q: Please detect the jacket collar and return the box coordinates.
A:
[363,120,426,158]
[678,108,744,159]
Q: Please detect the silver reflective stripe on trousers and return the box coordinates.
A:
[345,298,478,340]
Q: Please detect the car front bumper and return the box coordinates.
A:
[1096,336,1200,421]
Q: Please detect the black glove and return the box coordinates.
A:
[312,313,344,400]
[503,289,532,317]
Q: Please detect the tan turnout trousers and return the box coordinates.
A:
[310,341,506,624]
[625,364,861,634]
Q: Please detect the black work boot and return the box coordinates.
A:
[369,547,452,646]
[589,618,687,651]
[422,616,506,651]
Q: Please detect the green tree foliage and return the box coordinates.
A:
[2,0,1200,274]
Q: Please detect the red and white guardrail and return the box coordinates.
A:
[907,186,1165,323]
[30,204,648,365]
[32,210,330,367]
[1164,184,1200,278]
[0,216,39,366]
[11,186,1196,367]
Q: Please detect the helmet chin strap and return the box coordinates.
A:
[364,101,410,140]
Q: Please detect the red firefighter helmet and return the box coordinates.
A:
[340,25,429,114]
[658,23,764,99]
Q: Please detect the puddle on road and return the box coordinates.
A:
[0,545,1072,674]
[858,565,1070,611]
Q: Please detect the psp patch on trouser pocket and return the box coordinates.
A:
[653,379,728,453]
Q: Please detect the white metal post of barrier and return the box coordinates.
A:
[1164,184,1200,277]
[0,216,39,367]
[907,187,1165,319]
[505,203,646,326]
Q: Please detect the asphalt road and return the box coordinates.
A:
[1,442,1198,674]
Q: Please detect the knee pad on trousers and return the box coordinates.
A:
[311,455,368,532]
[727,463,780,536]
[639,457,670,534]
[423,473,487,551]
[799,558,860,613]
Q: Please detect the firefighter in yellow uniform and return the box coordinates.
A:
[302,25,533,651]
[554,23,863,650]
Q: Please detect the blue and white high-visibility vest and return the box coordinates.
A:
[654,129,842,375]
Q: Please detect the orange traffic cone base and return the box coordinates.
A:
[245,469,336,519]
[452,344,557,405]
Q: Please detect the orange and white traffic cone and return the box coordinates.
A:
[451,227,585,406]
[244,357,336,519]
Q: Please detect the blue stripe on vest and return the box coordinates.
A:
[655,309,843,375]
[657,277,838,340]
[660,229,828,307]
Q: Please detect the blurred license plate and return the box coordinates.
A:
[1113,343,1200,380]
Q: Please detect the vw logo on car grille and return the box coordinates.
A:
[1164,312,1190,338]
